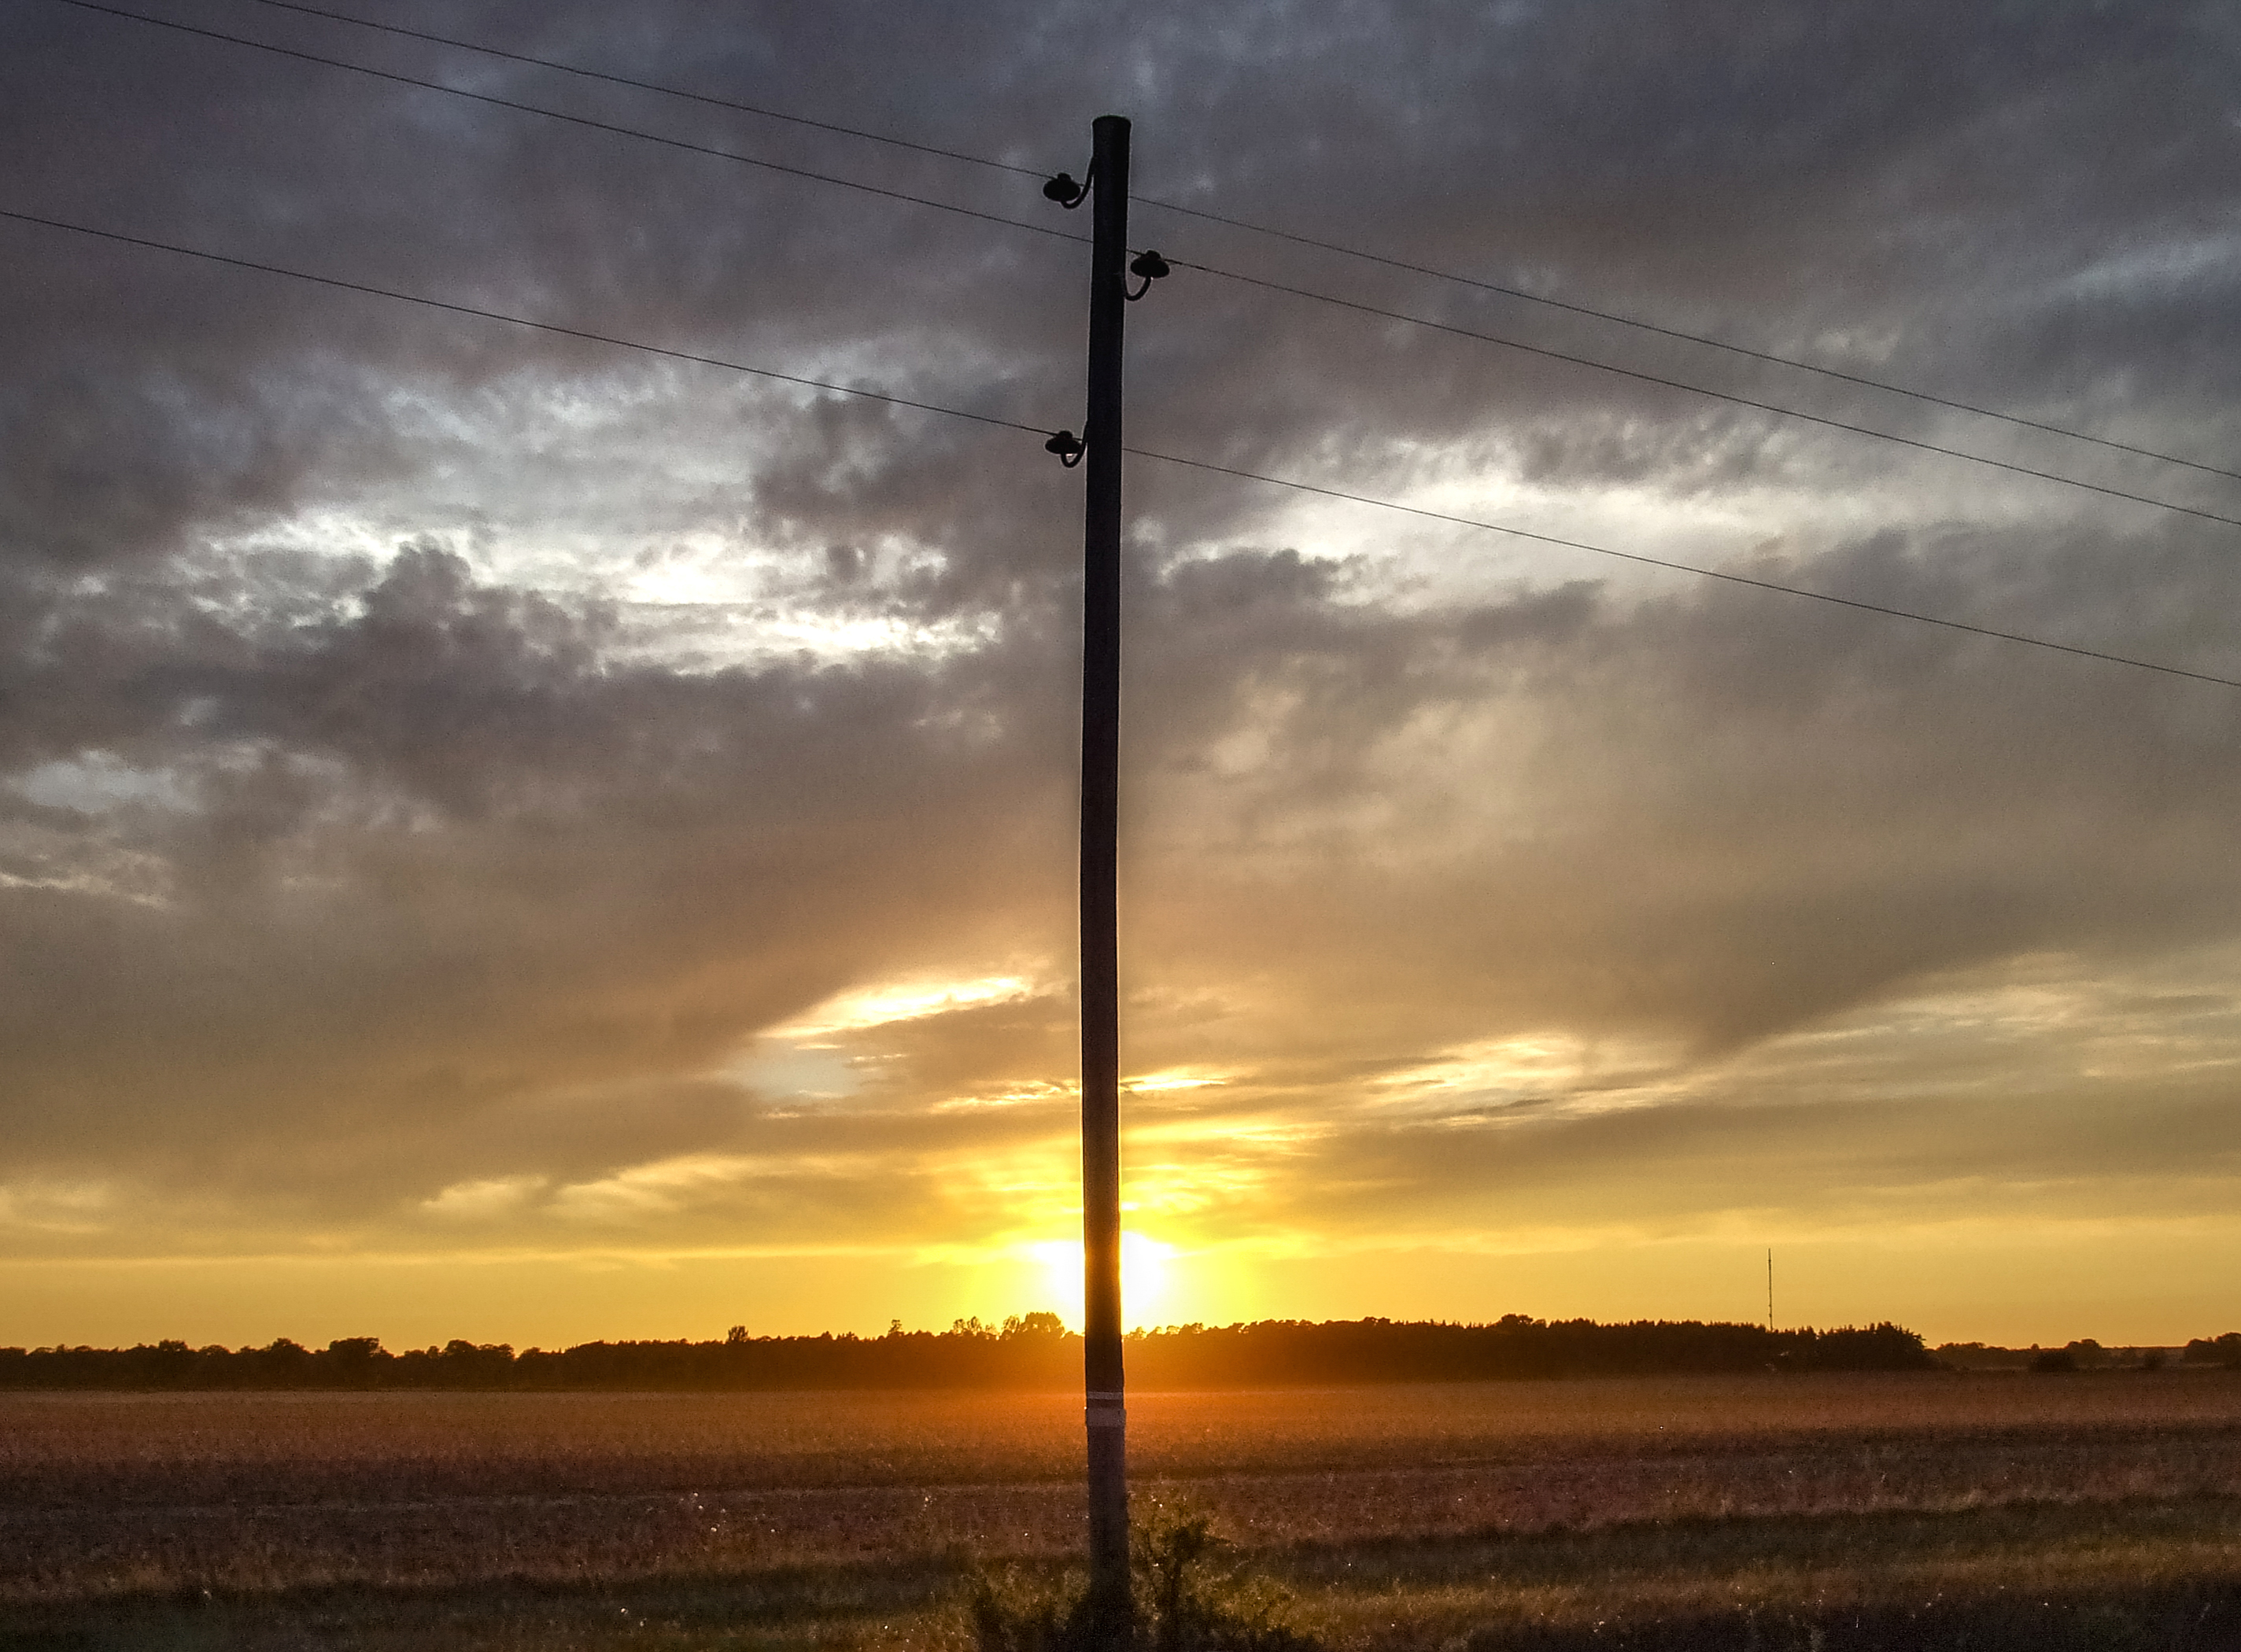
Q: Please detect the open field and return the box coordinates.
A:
[8,1373,2241,1649]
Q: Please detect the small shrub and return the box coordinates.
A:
[965,1506,1316,1652]
[1135,1506,1315,1652]
[966,1567,1096,1652]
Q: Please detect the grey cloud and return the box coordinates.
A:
[5,0,2241,1270]
[9,0,2235,576]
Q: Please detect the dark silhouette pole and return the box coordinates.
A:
[1078,111,1132,1623]
[1043,110,1165,1633]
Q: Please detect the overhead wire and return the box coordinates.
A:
[6,202,2235,695]
[1139,207,2241,486]
[237,0,1051,181]
[0,207,1051,438]
[1159,256,2241,533]
[1134,447,2241,690]
[50,0,2241,534]
[204,0,2241,489]
[48,0,1090,252]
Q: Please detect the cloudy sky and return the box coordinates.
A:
[3,0,2239,1350]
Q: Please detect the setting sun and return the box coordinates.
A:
[1030,1231,1180,1331]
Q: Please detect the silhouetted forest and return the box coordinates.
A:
[0,1314,1947,1390]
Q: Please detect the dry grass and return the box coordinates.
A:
[6,1373,2241,1648]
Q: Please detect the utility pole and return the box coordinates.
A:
[1767,1248,1774,1329]
[1043,113,1166,1631]
[1077,109,1132,1627]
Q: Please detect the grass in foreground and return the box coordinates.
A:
[9,1495,2241,1651]
[1283,1496,2241,1649]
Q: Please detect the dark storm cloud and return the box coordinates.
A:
[3,0,2239,1263]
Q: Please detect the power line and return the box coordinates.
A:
[1162,257,2241,533]
[236,0,1048,181]
[50,0,1088,251]
[1133,448,2241,691]
[1145,205,2241,487]
[52,0,2239,535]
[220,0,2241,489]
[0,207,1050,437]
[7,202,2235,695]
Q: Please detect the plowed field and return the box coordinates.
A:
[7,1374,2241,1649]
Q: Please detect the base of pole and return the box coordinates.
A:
[1087,1419,1130,1610]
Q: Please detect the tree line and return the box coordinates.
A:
[0,1313,1941,1390]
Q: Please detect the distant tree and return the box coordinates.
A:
[2184,1333,2241,1367]
[0,1314,1943,1391]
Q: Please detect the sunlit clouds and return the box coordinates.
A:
[768,975,1042,1042]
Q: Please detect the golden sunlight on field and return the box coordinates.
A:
[10,1373,2241,1648]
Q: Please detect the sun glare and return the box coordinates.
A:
[1030,1231,1178,1331]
